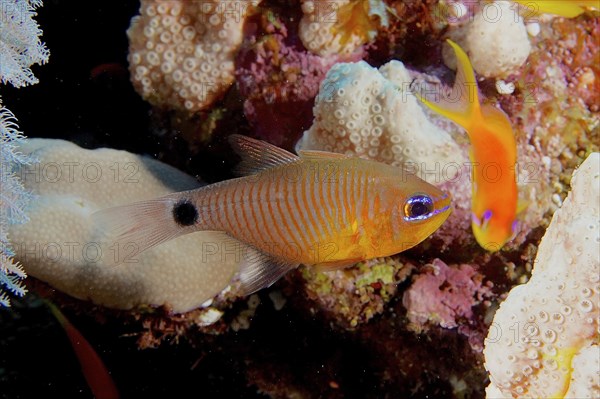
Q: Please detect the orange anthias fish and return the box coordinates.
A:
[512,1,598,18]
[415,40,518,252]
[95,135,451,294]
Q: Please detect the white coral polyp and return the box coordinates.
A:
[445,1,531,78]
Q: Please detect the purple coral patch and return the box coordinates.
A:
[402,259,493,330]
[235,15,346,150]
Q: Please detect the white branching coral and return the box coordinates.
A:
[0,104,33,306]
[0,0,48,306]
[0,0,50,88]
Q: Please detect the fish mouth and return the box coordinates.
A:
[425,191,452,229]
[432,192,452,217]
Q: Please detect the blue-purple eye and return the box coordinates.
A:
[404,194,434,221]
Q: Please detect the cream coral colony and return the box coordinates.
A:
[127,0,263,112]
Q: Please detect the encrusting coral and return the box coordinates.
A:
[483,153,600,399]
[297,256,413,329]
[403,259,494,330]
[127,0,262,112]
[8,139,242,313]
[296,60,465,179]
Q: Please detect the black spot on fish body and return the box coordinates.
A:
[173,200,198,227]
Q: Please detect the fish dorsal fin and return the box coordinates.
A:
[298,150,351,160]
[237,244,300,296]
[228,134,299,176]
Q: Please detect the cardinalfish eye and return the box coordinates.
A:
[403,194,434,221]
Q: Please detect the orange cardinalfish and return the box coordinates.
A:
[512,1,598,18]
[94,135,451,295]
[415,40,519,252]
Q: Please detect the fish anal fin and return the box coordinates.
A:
[237,244,299,296]
[298,150,351,160]
[228,134,300,177]
[313,258,362,273]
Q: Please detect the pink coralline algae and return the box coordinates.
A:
[235,15,345,150]
[403,259,494,331]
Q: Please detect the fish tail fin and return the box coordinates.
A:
[415,39,481,131]
[514,1,589,18]
[480,103,515,144]
[92,193,199,266]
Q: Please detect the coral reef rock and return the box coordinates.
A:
[9,139,241,313]
[445,0,531,78]
[127,0,262,112]
[297,60,466,183]
[483,152,600,398]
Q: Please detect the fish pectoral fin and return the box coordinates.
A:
[237,244,299,296]
[313,258,362,273]
[228,134,300,176]
[298,150,351,160]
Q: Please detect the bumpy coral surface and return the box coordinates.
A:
[298,0,388,57]
[9,139,241,313]
[127,0,261,112]
[445,0,531,78]
[484,153,600,398]
[297,60,465,181]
